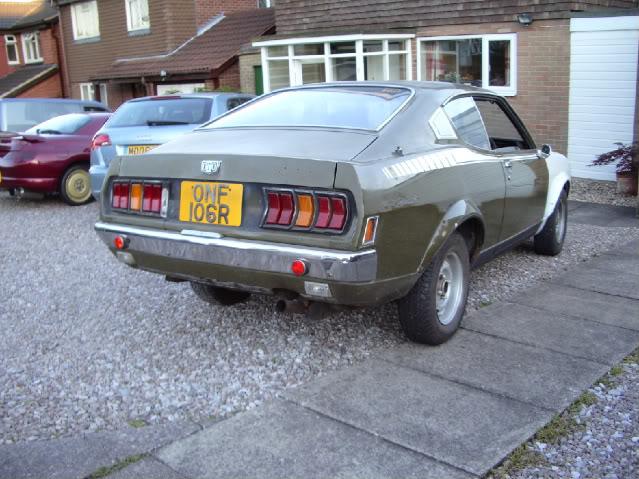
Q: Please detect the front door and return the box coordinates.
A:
[474,97,548,241]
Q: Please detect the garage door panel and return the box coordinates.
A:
[568,16,639,181]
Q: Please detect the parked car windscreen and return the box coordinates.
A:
[26,113,91,135]
[205,86,412,131]
[2,101,85,132]
[108,98,213,127]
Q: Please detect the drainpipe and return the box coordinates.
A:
[52,17,70,98]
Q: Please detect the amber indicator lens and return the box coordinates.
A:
[295,194,314,227]
[130,183,142,211]
[363,216,378,245]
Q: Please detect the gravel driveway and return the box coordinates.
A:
[2,192,638,444]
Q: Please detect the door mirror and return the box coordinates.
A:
[537,143,552,159]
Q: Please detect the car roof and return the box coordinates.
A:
[129,92,253,102]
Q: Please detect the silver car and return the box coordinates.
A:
[89,92,253,198]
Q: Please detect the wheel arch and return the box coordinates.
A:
[537,152,571,234]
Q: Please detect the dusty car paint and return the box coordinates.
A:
[96,81,569,307]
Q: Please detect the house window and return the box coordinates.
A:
[258,0,273,7]
[4,35,19,64]
[80,83,108,106]
[256,34,413,93]
[125,0,150,33]
[21,32,42,63]
[418,34,517,96]
[71,0,100,40]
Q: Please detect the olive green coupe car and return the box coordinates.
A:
[95,82,570,345]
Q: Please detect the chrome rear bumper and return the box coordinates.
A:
[94,222,377,283]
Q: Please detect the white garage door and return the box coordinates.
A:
[568,16,639,180]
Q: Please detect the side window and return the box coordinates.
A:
[443,97,490,150]
[226,97,250,111]
[474,99,531,151]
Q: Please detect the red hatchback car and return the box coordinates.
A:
[0,112,110,205]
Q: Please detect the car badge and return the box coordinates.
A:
[201,160,222,175]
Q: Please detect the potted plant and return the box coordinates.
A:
[591,142,638,196]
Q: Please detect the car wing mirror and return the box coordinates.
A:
[537,143,552,159]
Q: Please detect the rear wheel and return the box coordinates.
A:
[534,190,567,256]
[60,165,93,206]
[190,282,251,306]
[397,232,470,345]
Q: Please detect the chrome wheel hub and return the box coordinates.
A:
[435,251,464,326]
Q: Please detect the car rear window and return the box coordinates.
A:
[2,101,84,132]
[108,98,213,127]
[205,86,412,131]
[26,113,91,135]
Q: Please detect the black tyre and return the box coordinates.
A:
[534,189,567,256]
[190,282,250,306]
[397,232,470,345]
[60,165,93,206]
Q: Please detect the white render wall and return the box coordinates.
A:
[568,16,639,180]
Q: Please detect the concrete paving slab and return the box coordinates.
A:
[0,421,199,479]
[551,264,639,300]
[585,253,639,274]
[157,400,473,479]
[285,359,551,476]
[568,201,639,227]
[107,457,187,479]
[510,283,639,331]
[604,238,639,257]
[380,329,608,411]
[461,303,639,365]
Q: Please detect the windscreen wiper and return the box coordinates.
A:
[146,120,189,126]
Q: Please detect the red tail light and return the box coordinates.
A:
[262,189,349,233]
[112,180,166,216]
[91,133,111,150]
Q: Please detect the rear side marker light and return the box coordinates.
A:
[362,216,379,245]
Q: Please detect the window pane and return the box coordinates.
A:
[3,101,81,132]
[475,99,527,150]
[332,57,356,81]
[207,86,411,131]
[489,40,510,87]
[364,55,384,80]
[26,113,91,135]
[301,62,326,84]
[108,98,213,127]
[268,60,290,90]
[444,97,490,150]
[294,44,323,56]
[127,0,150,31]
[330,42,356,55]
[422,39,482,86]
[363,40,383,53]
[388,40,405,51]
[267,45,288,57]
[73,0,99,39]
[388,54,406,80]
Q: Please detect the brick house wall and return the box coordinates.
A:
[415,19,571,153]
[0,24,61,77]
[17,72,63,98]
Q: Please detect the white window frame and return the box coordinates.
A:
[416,33,517,96]
[4,34,19,65]
[71,0,100,41]
[258,0,273,7]
[254,34,414,93]
[21,32,42,64]
[125,0,150,33]
[99,83,108,107]
[80,82,95,101]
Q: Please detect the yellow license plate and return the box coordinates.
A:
[127,145,157,155]
[179,181,243,226]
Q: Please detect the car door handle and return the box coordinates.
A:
[504,160,513,169]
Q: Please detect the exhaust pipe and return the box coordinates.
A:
[275,299,308,315]
[15,187,25,197]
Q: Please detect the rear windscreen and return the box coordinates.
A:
[108,98,213,127]
[2,101,83,132]
[204,86,412,131]
[26,113,91,135]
